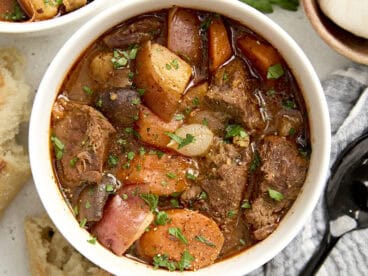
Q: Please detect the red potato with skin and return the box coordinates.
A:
[135,105,182,149]
[167,8,202,66]
[92,191,154,256]
[237,35,282,79]
[117,154,191,196]
[209,18,232,72]
[134,41,193,122]
[136,209,224,270]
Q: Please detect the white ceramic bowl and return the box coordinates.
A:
[0,0,107,36]
[29,0,331,274]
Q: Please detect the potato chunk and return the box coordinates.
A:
[117,154,191,196]
[208,18,232,71]
[137,209,224,270]
[237,35,282,79]
[135,105,182,149]
[134,41,192,122]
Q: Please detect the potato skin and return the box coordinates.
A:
[209,18,232,72]
[136,209,224,270]
[134,41,192,122]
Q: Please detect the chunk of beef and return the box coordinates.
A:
[205,58,265,132]
[53,99,115,188]
[96,88,140,128]
[244,136,309,240]
[199,137,251,255]
[103,17,162,49]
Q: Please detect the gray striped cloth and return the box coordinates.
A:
[250,65,368,276]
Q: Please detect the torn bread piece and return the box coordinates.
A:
[25,215,111,276]
[0,48,32,218]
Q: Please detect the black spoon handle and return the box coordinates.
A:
[299,230,339,276]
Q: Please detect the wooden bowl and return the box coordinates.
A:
[302,0,368,64]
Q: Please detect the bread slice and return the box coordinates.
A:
[0,48,32,217]
[24,215,111,276]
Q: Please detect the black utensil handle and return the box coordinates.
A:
[299,230,339,276]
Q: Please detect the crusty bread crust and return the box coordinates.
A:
[24,215,110,276]
[0,48,32,218]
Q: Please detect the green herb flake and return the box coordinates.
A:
[153,254,176,271]
[107,154,119,167]
[166,172,177,179]
[132,97,141,105]
[156,211,170,225]
[227,210,237,218]
[239,238,246,246]
[165,132,195,149]
[223,72,229,81]
[136,164,142,171]
[192,96,200,106]
[73,206,79,216]
[268,188,284,201]
[128,72,135,81]
[174,113,185,121]
[171,59,179,70]
[267,89,276,97]
[69,156,79,167]
[241,200,251,209]
[123,162,130,169]
[140,193,159,212]
[267,63,285,80]
[87,236,97,244]
[139,147,146,156]
[186,172,197,180]
[198,191,208,200]
[250,151,261,172]
[2,1,27,21]
[165,63,172,70]
[83,86,93,96]
[161,180,168,187]
[170,198,179,208]
[111,49,128,69]
[96,99,103,108]
[195,235,216,247]
[121,193,128,200]
[85,200,91,209]
[202,117,209,126]
[79,218,87,228]
[200,18,212,30]
[137,88,145,96]
[50,135,64,160]
[289,127,296,136]
[225,124,248,139]
[105,184,114,192]
[177,250,194,272]
[168,227,188,244]
[127,151,135,161]
[283,99,296,110]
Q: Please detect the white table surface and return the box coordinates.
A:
[0,4,353,276]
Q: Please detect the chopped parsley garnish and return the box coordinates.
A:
[171,59,179,70]
[227,210,237,218]
[69,156,79,167]
[223,72,229,81]
[241,200,251,209]
[165,132,195,149]
[268,188,284,201]
[168,227,188,244]
[50,135,64,160]
[195,236,215,247]
[177,250,194,271]
[225,124,248,139]
[267,63,285,79]
[123,162,130,169]
[79,218,87,228]
[153,254,176,271]
[174,113,185,121]
[202,118,209,126]
[85,200,91,209]
[128,72,134,81]
[165,63,172,70]
[132,97,141,105]
[200,18,212,30]
[161,180,168,187]
[283,99,296,109]
[105,184,114,192]
[73,206,79,216]
[166,172,177,179]
[267,89,276,97]
[140,193,159,212]
[198,191,208,200]
[107,154,119,167]
[2,1,26,21]
[249,151,261,172]
[240,0,299,13]
[148,149,164,159]
[127,151,135,161]
[139,147,146,156]
[121,193,128,200]
[170,199,179,208]
[289,127,296,136]
[155,211,170,225]
[111,46,139,69]
[239,238,246,246]
[87,236,97,244]
[136,164,142,171]
[185,172,197,180]
[192,96,200,106]
[137,88,145,96]
[96,99,103,108]
[83,86,93,96]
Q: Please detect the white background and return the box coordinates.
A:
[0,3,353,276]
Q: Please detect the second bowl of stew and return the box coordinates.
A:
[29,0,331,274]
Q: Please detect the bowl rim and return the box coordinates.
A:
[0,0,105,34]
[29,0,331,274]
